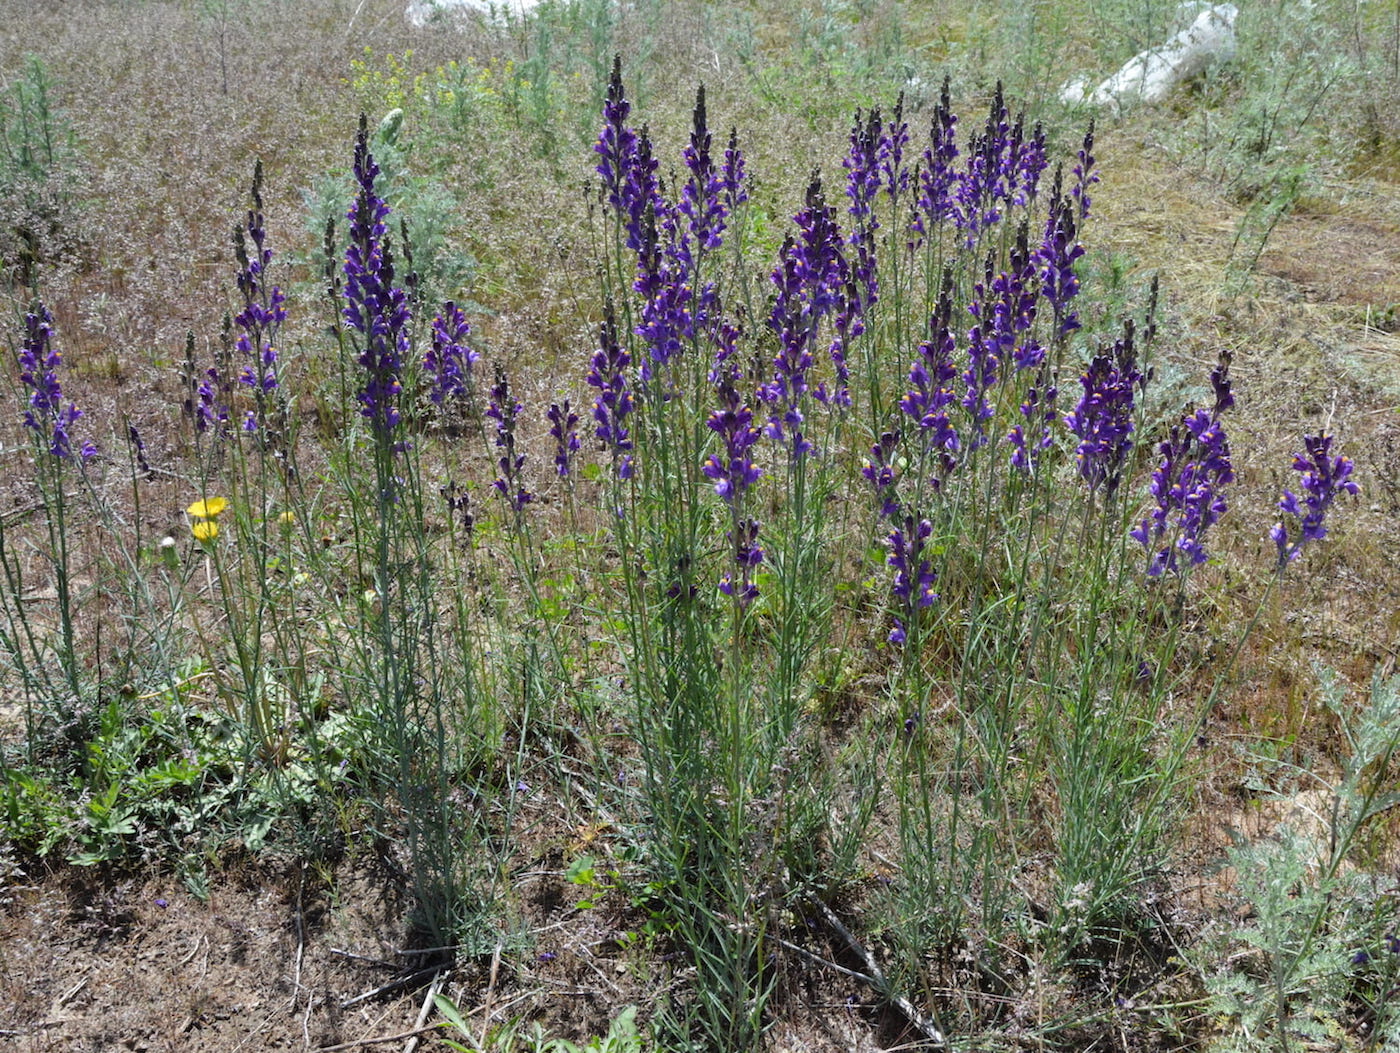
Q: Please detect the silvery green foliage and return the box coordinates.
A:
[1203,670,1400,1050]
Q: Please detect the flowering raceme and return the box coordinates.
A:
[233,161,285,433]
[1271,433,1360,566]
[19,303,95,460]
[424,301,478,405]
[1064,320,1146,497]
[1131,356,1236,576]
[344,117,410,438]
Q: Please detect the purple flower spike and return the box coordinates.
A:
[718,517,763,604]
[703,380,763,504]
[595,57,638,217]
[19,302,95,460]
[680,85,727,253]
[344,116,410,438]
[1072,120,1098,222]
[763,174,849,457]
[547,399,581,478]
[888,516,936,606]
[486,366,533,514]
[911,76,959,245]
[900,271,961,486]
[1064,320,1145,497]
[232,161,286,432]
[586,300,635,476]
[1132,356,1235,575]
[1271,433,1360,567]
[425,301,478,405]
[1039,169,1086,337]
[861,430,902,519]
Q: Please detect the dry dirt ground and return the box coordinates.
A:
[2,130,1399,1052]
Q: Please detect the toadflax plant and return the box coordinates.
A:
[5,301,95,727]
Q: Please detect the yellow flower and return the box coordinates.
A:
[191,520,219,542]
[186,496,229,518]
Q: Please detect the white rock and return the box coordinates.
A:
[405,0,546,27]
[1061,3,1238,110]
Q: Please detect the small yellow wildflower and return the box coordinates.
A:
[186,496,229,518]
[192,520,219,542]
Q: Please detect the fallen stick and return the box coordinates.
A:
[802,894,950,1049]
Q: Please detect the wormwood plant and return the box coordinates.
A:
[1202,669,1400,1052]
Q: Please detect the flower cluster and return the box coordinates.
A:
[886,515,937,645]
[486,366,532,514]
[861,430,902,519]
[1271,433,1360,567]
[19,303,94,460]
[344,116,410,438]
[1064,320,1145,497]
[702,380,763,504]
[899,272,960,487]
[547,400,580,478]
[1132,356,1236,576]
[424,301,478,405]
[586,301,635,479]
[232,160,286,433]
[763,174,849,455]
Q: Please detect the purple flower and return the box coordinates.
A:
[1039,170,1086,338]
[718,517,763,604]
[587,300,635,479]
[763,174,849,457]
[424,301,478,405]
[888,516,937,608]
[547,399,581,478]
[911,76,959,244]
[18,303,95,460]
[1072,120,1098,222]
[1006,369,1058,474]
[680,85,727,253]
[1131,357,1235,576]
[1271,433,1360,566]
[344,116,410,438]
[900,273,961,486]
[486,366,533,514]
[702,380,763,504]
[595,57,639,218]
[232,161,285,432]
[861,430,902,519]
[1063,320,1146,497]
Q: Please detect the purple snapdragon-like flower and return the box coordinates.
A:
[1271,433,1360,566]
[547,399,581,478]
[1006,369,1058,474]
[424,301,478,405]
[844,107,884,321]
[702,380,763,504]
[232,161,285,432]
[861,430,902,519]
[885,515,937,644]
[718,517,764,604]
[344,117,410,438]
[486,366,533,513]
[763,174,849,457]
[1072,120,1098,222]
[1063,320,1145,497]
[595,57,639,219]
[680,85,727,253]
[912,76,959,244]
[900,272,961,486]
[1131,357,1236,575]
[1039,169,1085,338]
[586,301,635,479]
[19,303,95,460]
